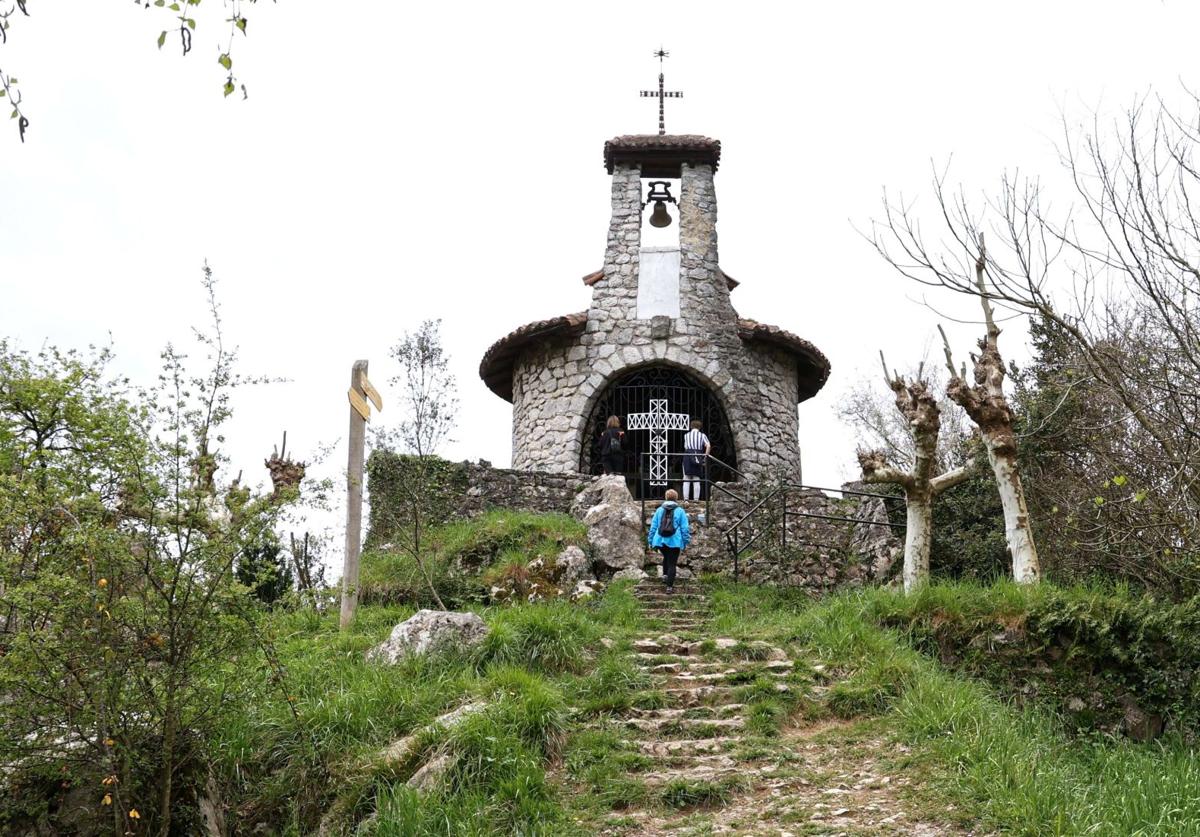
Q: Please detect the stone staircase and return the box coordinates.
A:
[607,581,796,796]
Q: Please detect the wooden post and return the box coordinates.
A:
[340,360,372,629]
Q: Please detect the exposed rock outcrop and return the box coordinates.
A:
[571,475,645,575]
[366,610,489,663]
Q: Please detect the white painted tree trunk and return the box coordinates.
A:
[902,494,933,593]
[940,234,1042,585]
[983,438,1040,583]
[858,362,970,594]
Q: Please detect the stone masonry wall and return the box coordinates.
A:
[510,161,803,478]
[450,463,902,591]
[649,489,902,591]
[453,462,594,519]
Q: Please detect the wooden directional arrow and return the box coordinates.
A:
[360,374,383,412]
[348,387,371,421]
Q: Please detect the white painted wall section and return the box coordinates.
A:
[636,246,681,319]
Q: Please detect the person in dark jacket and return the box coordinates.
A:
[599,415,625,475]
[647,488,691,592]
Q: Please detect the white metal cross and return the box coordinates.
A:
[627,399,690,486]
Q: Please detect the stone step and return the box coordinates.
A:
[642,662,747,675]
[636,737,739,757]
[640,765,749,786]
[632,639,693,656]
[637,652,792,670]
[618,716,745,734]
[661,684,740,699]
[626,704,745,721]
[667,669,790,684]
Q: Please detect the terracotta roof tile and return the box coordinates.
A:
[604,134,722,175]
[737,318,831,401]
[478,312,588,402]
[479,311,830,404]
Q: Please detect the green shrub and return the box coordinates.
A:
[365,452,469,547]
[867,580,1200,736]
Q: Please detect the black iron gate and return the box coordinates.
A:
[581,365,737,499]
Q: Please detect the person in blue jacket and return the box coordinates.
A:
[647,488,690,592]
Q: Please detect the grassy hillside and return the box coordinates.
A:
[704,582,1200,836]
[201,567,1200,834]
[359,510,587,608]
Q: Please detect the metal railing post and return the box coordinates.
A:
[781,485,787,550]
[732,528,739,582]
[705,456,712,525]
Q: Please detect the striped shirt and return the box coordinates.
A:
[684,429,710,453]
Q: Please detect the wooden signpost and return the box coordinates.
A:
[340,360,381,629]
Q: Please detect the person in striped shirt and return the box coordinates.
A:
[681,419,711,501]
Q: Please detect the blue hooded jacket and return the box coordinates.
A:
[648,501,690,550]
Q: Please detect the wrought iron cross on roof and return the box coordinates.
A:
[640,48,683,136]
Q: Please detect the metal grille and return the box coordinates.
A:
[581,366,738,499]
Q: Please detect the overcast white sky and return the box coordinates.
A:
[4,1,1199,545]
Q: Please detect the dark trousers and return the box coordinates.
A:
[659,546,680,586]
[601,453,623,475]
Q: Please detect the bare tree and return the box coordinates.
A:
[858,355,971,592]
[931,236,1041,583]
[840,360,971,475]
[870,94,1200,589]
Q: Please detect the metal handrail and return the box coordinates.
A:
[778,482,905,502]
[624,453,906,582]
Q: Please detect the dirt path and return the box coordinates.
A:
[579,581,975,836]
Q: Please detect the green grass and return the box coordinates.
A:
[659,776,743,809]
[360,510,587,607]
[705,579,1200,836]
[213,560,1200,836]
[211,579,644,835]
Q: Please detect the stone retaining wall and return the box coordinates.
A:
[641,487,902,591]
[368,456,902,590]
[453,462,595,519]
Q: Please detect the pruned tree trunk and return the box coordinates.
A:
[940,234,1041,583]
[899,490,933,592]
[858,355,970,592]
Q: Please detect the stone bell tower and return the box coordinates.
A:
[479,67,830,495]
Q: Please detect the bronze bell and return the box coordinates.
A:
[649,200,672,227]
[644,181,676,228]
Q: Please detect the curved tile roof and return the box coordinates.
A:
[478,312,588,401]
[604,134,722,175]
[479,312,830,404]
[736,318,832,401]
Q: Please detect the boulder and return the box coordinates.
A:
[571,579,603,601]
[570,474,634,520]
[1120,695,1164,741]
[554,545,592,587]
[366,610,489,664]
[572,476,645,573]
[613,566,647,582]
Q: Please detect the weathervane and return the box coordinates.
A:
[640,47,683,136]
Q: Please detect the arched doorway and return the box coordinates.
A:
[581,365,738,499]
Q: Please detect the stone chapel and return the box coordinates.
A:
[479,132,830,498]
